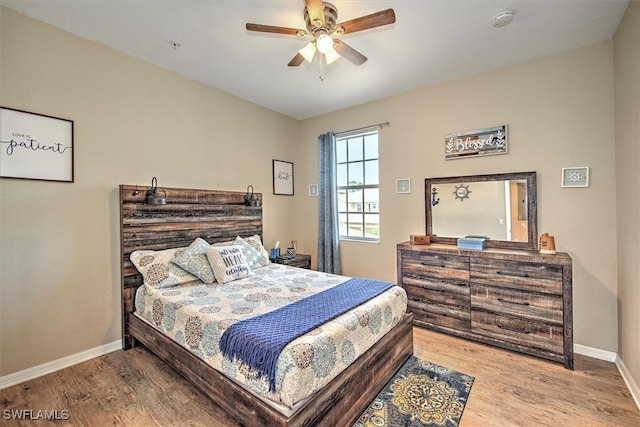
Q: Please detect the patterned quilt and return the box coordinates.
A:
[134,263,407,409]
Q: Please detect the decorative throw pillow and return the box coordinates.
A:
[130,247,199,288]
[205,245,252,284]
[172,238,215,283]
[244,234,270,261]
[233,236,270,269]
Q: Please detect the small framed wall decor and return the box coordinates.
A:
[561,167,589,188]
[0,107,74,182]
[273,159,294,195]
[396,178,411,194]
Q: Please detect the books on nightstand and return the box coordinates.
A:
[456,235,488,250]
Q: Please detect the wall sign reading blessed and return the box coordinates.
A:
[0,107,74,182]
[444,125,507,160]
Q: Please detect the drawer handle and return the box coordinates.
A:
[497,297,530,306]
[496,271,530,278]
[421,262,447,268]
[498,323,531,334]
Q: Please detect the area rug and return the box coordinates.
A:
[353,355,474,427]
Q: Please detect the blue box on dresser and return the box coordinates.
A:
[456,236,487,250]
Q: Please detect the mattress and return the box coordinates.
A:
[134,263,407,409]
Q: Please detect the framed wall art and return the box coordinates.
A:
[396,178,411,194]
[273,159,294,195]
[444,124,507,160]
[561,167,589,188]
[0,107,74,182]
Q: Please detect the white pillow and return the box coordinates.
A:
[130,247,199,288]
[205,245,253,284]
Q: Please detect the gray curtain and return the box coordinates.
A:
[317,132,342,274]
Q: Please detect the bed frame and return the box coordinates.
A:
[120,184,414,427]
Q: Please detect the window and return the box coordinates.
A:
[336,131,379,241]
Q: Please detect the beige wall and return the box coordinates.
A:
[614,0,640,390]
[297,41,619,353]
[0,7,299,376]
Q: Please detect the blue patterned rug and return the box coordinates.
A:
[353,356,474,427]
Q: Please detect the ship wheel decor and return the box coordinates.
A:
[453,184,471,201]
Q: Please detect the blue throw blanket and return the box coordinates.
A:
[219,277,394,392]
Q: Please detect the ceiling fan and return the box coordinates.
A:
[245,0,396,67]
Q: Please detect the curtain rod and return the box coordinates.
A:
[334,121,390,137]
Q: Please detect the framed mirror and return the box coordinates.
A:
[425,171,537,250]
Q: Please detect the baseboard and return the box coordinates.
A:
[615,355,640,411]
[0,340,121,390]
[574,343,617,362]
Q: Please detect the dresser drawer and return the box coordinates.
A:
[470,258,563,294]
[471,310,564,354]
[404,280,469,311]
[402,251,469,281]
[408,299,470,331]
[471,285,563,324]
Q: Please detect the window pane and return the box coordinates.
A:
[338,213,348,235]
[348,162,363,185]
[364,134,378,159]
[347,189,362,212]
[348,137,363,161]
[364,160,379,185]
[337,189,347,212]
[336,140,347,163]
[364,188,379,212]
[347,213,363,237]
[336,163,348,187]
[364,214,380,238]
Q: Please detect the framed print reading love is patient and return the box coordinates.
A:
[0,107,74,182]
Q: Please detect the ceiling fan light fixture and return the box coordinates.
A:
[245,4,396,68]
[324,48,340,65]
[316,34,333,54]
[299,42,317,62]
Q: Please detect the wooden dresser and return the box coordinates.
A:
[397,242,573,369]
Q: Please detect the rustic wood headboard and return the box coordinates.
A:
[119,184,263,349]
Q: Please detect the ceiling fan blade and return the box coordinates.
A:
[246,23,307,36]
[333,39,367,66]
[288,52,305,67]
[305,0,325,27]
[337,9,396,34]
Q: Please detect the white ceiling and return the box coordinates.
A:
[1,0,629,120]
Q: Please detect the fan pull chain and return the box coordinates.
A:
[318,54,326,81]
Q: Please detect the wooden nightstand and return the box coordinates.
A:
[274,253,311,269]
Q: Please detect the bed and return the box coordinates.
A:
[120,184,414,427]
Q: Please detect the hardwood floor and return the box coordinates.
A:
[2,328,638,426]
[413,328,639,427]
